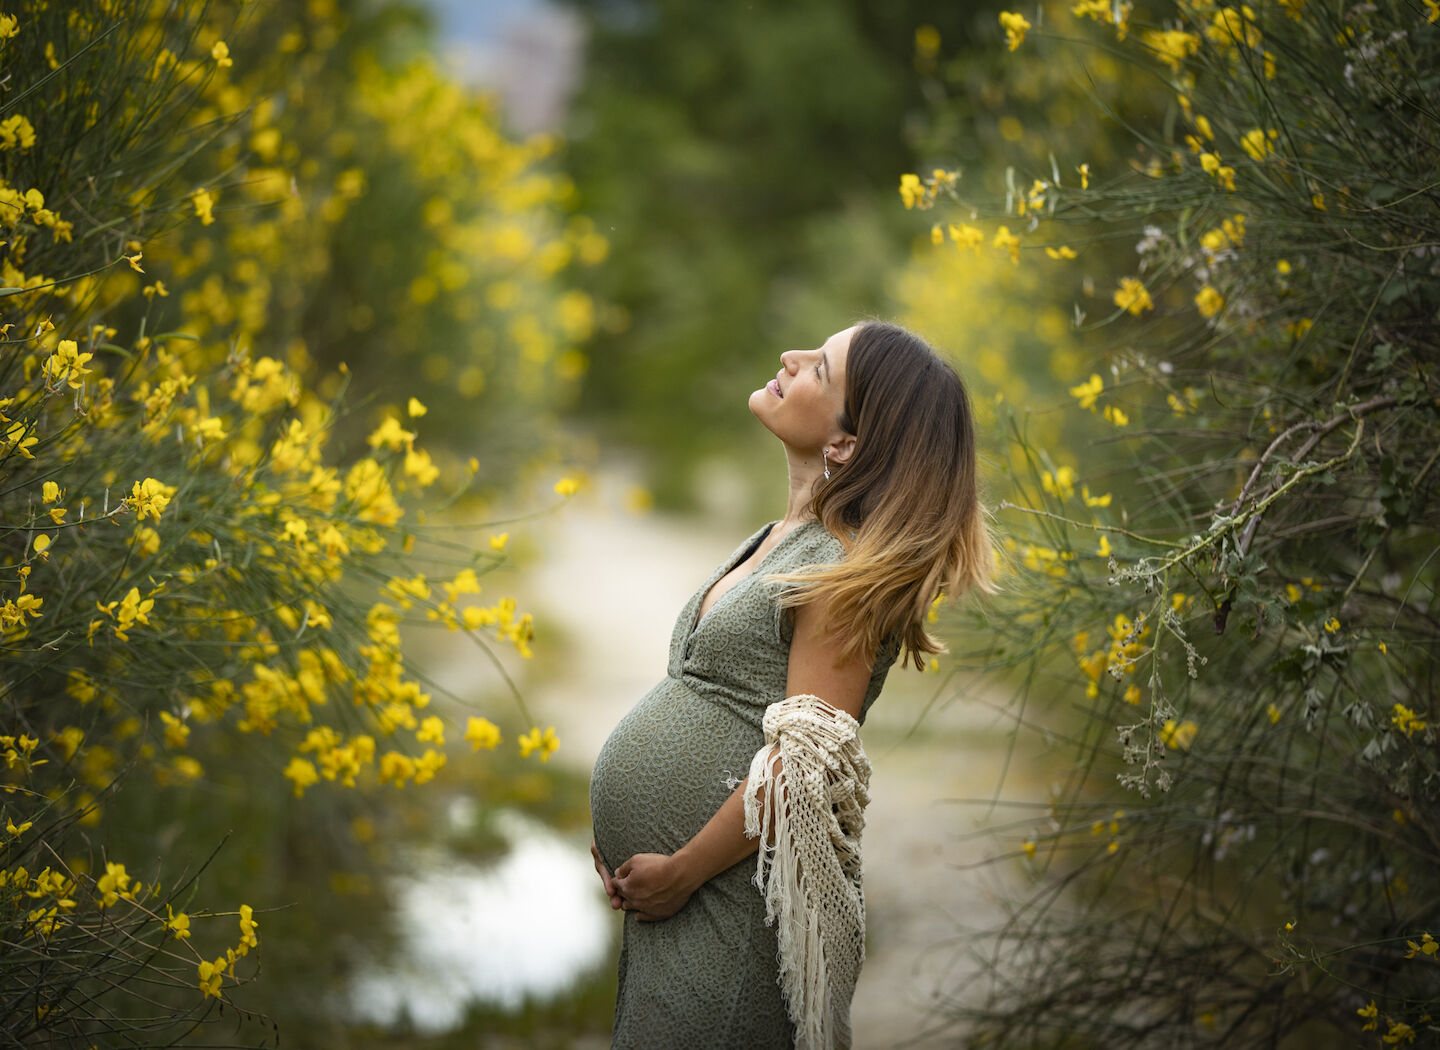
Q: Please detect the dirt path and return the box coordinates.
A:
[515,471,1036,1048]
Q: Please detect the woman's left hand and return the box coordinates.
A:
[611,852,696,922]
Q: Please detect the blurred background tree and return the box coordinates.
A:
[560,0,995,506]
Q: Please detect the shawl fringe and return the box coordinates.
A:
[742,693,870,1050]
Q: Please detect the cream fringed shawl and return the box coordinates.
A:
[741,693,871,1050]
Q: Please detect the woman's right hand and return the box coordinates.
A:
[591,840,623,911]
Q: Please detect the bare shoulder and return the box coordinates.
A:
[785,599,870,718]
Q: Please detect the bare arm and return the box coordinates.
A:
[611,599,872,921]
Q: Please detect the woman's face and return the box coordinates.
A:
[748,326,855,454]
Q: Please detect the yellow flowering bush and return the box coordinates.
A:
[0,1,576,1040]
[901,0,1440,1044]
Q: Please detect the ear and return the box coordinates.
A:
[826,432,857,465]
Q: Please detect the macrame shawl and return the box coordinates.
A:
[742,693,870,1050]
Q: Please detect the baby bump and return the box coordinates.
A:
[590,676,763,870]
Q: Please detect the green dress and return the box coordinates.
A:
[590,519,897,1050]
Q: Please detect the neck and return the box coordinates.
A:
[779,445,826,527]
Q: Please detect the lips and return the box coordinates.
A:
[768,377,784,399]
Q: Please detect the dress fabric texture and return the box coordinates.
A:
[590,519,896,1050]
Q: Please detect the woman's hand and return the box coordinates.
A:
[611,852,697,922]
[591,840,623,912]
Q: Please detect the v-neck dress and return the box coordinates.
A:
[590,519,897,1050]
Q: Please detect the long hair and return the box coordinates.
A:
[774,321,994,670]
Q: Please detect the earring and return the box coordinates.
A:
[822,449,831,480]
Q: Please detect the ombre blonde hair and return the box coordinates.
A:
[773,321,994,670]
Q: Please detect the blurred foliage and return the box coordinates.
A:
[135,0,603,484]
[907,0,1440,1045]
[0,0,583,1042]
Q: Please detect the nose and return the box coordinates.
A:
[779,350,799,373]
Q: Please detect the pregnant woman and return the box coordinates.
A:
[589,320,992,1050]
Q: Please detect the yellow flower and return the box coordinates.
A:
[95,862,131,907]
[1082,486,1110,507]
[1142,28,1200,72]
[113,587,155,640]
[1194,285,1224,318]
[992,225,1020,264]
[1276,259,1292,275]
[190,187,216,225]
[367,415,414,451]
[1113,277,1153,315]
[489,532,509,551]
[42,340,94,390]
[0,113,35,151]
[143,280,169,299]
[1122,684,1141,704]
[128,477,176,522]
[197,957,226,998]
[1357,1000,1379,1032]
[159,711,189,749]
[166,905,191,940]
[1072,0,1131,38]
[1041,465,1076,501]
[1425,0,1439,23]
[403,446,439,487]
[1076,163,1090,189]
[1199,151,1236,190]
[1096,534,1111,558]
[211,40,233,68]
[31,533,51,557]
[1207,6,1262,49]
[283,757,319,797]
[1241,128,1277,162]
[0,14,17,39]
[554,476,580,497]
[378,751,417,787]
[1045,245,1077,260]
[1103,405,1129,426]
[898,173,924,209]
[1158,719,1198,751]
[930,224,944,245]
[1391,704,1428,737]
[1021,839,1036,858]
[41,481,62,504]
[124,251,144,272]
[1069,373,1103,410]
[1324,617,1340,633]
[1402,932,1438,958]
[948,223,984,253]
[518,725,559,762]
[1383,1020,1416,1045]
[238,904,259,951]
[416,715,445,746]
[414,748,446,785]
[999,11,1031,50]
[1267,703,1282,723]
[407,396,428,417]
[464,717,501,751]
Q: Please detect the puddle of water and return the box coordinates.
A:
[344,810,613,1033]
